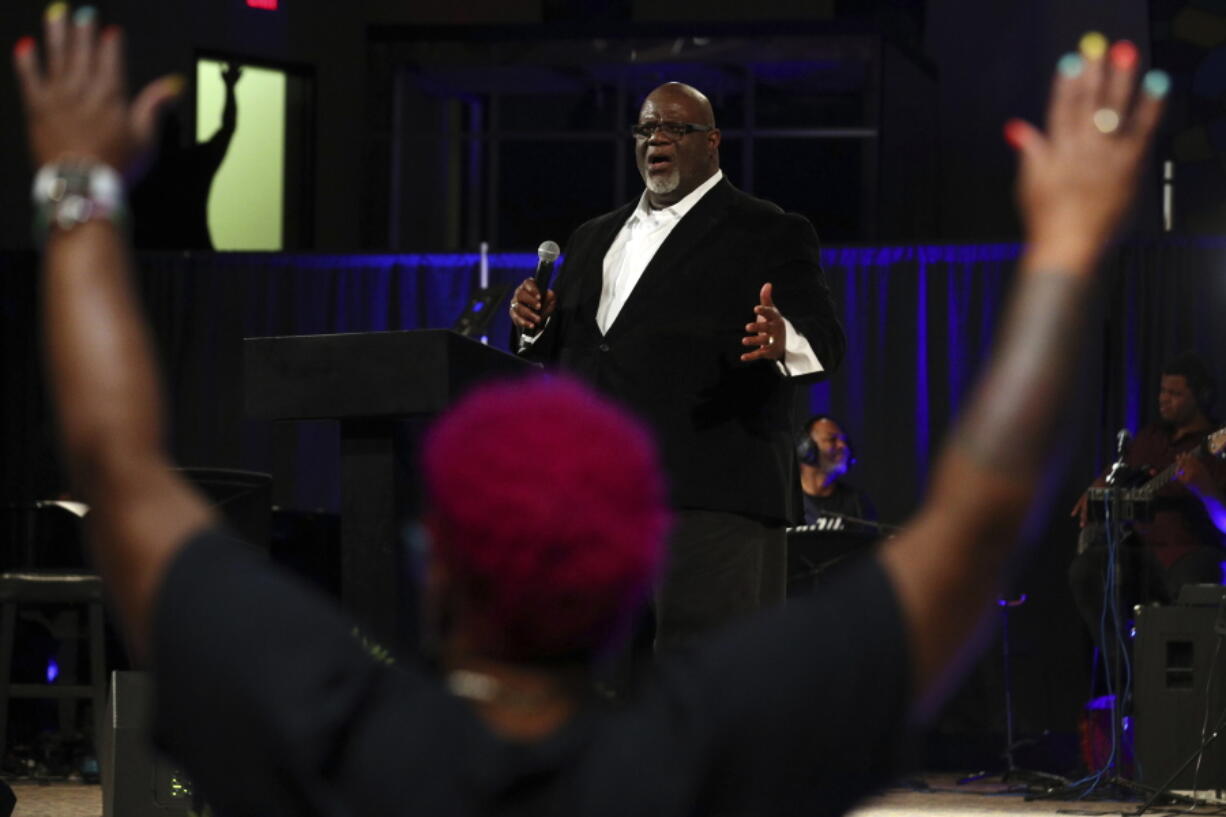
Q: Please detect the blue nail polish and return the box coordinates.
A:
[1058,53,1084,78]
[1143,69,1171,99]
[72,5,96,24]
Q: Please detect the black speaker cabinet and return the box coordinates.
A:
[1135,600,1226,789]
[99,671,194,817]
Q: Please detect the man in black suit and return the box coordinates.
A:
[510,82,845,648]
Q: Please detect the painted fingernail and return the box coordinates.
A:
[1079,31,1108,61]
[72,6,96,25]
[13,36,35,57]
[1058,53,1084,78]
[164,74,186,95]
[1002,119,1027,150]
[1143,69,1171,99]
[1109,40,1138,70]
[45,2,68,22]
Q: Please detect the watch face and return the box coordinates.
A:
[54,165,94,200]
[38,163,93,203]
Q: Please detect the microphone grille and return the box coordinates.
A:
[537,240,561,263]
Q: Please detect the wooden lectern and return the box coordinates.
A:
[244,329,534,652]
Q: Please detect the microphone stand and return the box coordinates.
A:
[958,429,1133,798]
[1106,428,1132,489]
[1030,429,1188,804]
[956,594,1071,792]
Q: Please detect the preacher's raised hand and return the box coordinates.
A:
[877,34,1166,718]
[13,3,182,173]
[740,282,786,363]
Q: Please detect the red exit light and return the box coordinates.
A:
[247,0,277,9]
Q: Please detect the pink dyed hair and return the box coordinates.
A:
[422,375,670,660]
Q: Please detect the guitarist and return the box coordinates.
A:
[1069,352,1226,671]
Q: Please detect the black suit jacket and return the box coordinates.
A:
[520,178,845,523]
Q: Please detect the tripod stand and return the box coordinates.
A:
[957,595,1070,791]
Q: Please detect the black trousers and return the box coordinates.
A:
[654,510,787,652]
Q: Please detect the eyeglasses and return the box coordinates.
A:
[629,121,714,140]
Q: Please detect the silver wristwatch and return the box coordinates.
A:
[31,161,127,244]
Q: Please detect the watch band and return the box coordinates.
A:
[31,161,127,245]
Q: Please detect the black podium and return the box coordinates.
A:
[244,329,534,651]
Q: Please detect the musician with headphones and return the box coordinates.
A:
[797,415,877,525]
[1069,351,1226,671]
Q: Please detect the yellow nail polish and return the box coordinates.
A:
[45,2,69,22]
[164,74,186,95]
[1079,31,1108,61]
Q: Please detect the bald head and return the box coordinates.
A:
[634,82,721,208]
[645,82,716,127]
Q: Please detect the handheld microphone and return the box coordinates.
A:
[534,240,561,294]
[520,240,560,338]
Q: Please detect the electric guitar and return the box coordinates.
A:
[1087,426,1226,521]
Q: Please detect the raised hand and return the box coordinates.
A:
[1004,34,1167,274]
[13,3,183,173]
[222,61,243,88]
[510,278,556,332]
[740,282,786,362]
[877,36,1168,714]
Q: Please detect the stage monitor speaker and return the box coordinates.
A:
[1135,597,1226,790]
[100,671,194,817]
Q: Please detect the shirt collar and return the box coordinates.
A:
[628,169,724,226]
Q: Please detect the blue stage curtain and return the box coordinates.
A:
[816,244,1019,521]
[5,242,1226,526]
[1103,238,1226,445]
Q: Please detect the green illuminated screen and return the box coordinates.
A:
[196,59,285,251]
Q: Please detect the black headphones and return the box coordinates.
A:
[797,414,855,470]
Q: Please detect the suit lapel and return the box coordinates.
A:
[605,179,737,338]
[570,201,637,320]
